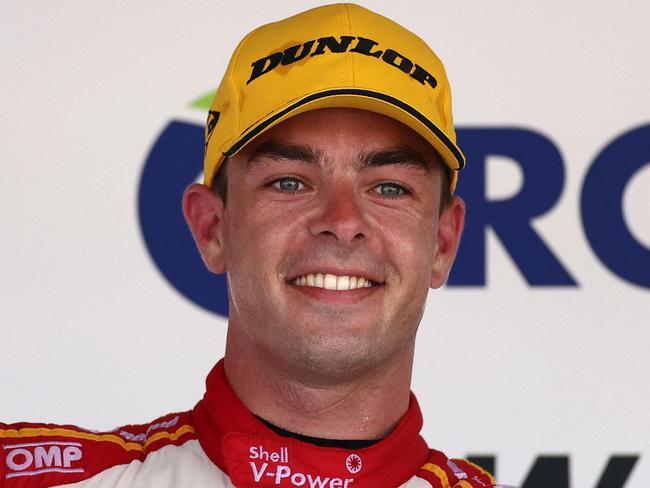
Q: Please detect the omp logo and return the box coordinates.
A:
[345,454,362,474]
[3,442,83,479]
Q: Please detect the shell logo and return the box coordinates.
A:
[345,454,362,474]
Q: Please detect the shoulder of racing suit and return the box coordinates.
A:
[1,360,504,487]
[0,414,497,488]
[0,418,503,488]
[0,411,216,487]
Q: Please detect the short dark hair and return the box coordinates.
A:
[210,158,229,204]
[439,165,453,211]
[211,157,453,213]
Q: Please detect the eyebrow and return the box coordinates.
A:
[245,140,432,172]
[357,146,432,172]
[245,140,322,169]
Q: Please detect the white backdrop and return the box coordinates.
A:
[1,1,649,486]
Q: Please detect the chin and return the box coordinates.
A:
[273,332,387,385]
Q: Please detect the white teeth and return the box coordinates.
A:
[336,276,350,290]
[324,274,337,290]
[292,273,376,290]
[315,273,324,287]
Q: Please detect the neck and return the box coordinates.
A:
[224,330,414,441]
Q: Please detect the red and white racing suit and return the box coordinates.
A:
[1,360,501,487]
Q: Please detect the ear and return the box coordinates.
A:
[182,183,227,273]
[430,196,465,289]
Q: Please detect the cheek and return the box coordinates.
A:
[223,201,297,278]
[372,209,437,273]
[222,214,285,318]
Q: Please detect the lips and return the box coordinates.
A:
[291,273,378,290]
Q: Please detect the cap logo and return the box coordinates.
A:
[205,110,220,148]
[246,35,438,89]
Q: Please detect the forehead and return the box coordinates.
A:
[234,108,442,170]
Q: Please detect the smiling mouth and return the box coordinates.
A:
[290,273,379,290]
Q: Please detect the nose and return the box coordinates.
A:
[308,183,370,245]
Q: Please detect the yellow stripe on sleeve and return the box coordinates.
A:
[422,462,451,487]
[462,460,496,484]
[0,424,195,452]
[454,481,474,488]
[143,424,195,449]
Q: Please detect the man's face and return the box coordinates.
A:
[186,108,464,383]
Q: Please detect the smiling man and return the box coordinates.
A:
[185,107,462,448]
[0,4,507,488]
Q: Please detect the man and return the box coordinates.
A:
[0,4,506,487]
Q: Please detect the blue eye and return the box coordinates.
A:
[374,182,408,198]
[271,177,304,192]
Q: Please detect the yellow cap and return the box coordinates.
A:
[203,3,465,192]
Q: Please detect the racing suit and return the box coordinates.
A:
[1,360,501,487]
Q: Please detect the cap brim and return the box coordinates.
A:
[223,89,464,192]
